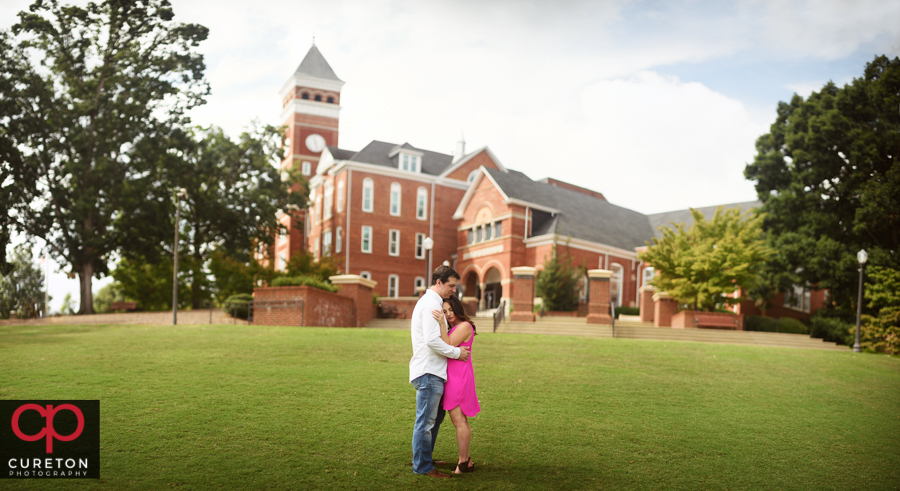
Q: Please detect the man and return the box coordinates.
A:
[409,265,469,478]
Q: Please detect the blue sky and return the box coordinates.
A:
[2,0,898,313]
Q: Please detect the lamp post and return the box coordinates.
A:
[853,249,867,353]
[173,188,188,325]
[423,237,434,287]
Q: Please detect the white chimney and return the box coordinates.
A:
[454,133,466,162]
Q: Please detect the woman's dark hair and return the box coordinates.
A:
[445,295,476,335]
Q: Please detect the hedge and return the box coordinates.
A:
[744,315,808,334]
[271,275,338,293]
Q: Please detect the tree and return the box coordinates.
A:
[535,244,581,312]
[638,207,770,312]
[149,125,303,308]
[111,255,191,311]
[744,55,900,314]
[860,266,900,354]
[5,0,209,314]
[93,281,125,313]
[0,245,46,318]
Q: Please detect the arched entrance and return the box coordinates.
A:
[482,267,503,311]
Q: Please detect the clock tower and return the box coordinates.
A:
[279,43,344,179]
[274,44,344,263]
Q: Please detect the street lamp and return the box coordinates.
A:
[423,236,434,289]
[853,249,867,353]
[173,188,188,325]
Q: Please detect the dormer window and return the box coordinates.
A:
[400,153,420,173]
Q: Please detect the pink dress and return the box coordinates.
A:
[443,322,481,416]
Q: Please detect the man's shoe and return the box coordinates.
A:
[424,469,451,478]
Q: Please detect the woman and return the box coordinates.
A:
[431,294,480,474]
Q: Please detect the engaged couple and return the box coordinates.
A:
[408,265,481,478]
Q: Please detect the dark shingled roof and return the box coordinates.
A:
[326,146,356,161]
[647,201,762,239]
[484,168,656,250]
[294,45,342,81]
[345,141,453,176]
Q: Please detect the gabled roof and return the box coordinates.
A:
[483,168,656,251]
[438,146,507,178]
[325,145,356,161]
[344,141,454,176]
[647,201,761,239]
[294,44,342,82]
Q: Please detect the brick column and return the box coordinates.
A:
[586,269,612,325]
[653,292,678,327]
[639,285,656,323]
[329,274,377,327]
[509,266,536,322]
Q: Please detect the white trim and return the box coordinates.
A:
[388,229,400,257]
[387,274,399,298]
[523,234,640,259]
[416,187,428,220]
[361,225,373,253]
[362,178,374,212]
[359,271,371,280]
[388,146,425,158]
[320,160,470,190]
[280,98,342,122]
[415,233,426,259]
[457,211,516,229]
[336,179,344,213]
[438,146,508,178]
[280,74,345,98]
[504,198,560,214]
[335,226,342,254]
[389,182,401,216]
[452,167,497,219]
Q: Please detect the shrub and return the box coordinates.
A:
[271,275,338,293]
[372,293,380,305]
[744,316,808,334]
[223,293,254,320]
[810,314,854,346]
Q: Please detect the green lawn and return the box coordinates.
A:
[0,323,898,490]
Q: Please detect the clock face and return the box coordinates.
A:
[305,133,326,153]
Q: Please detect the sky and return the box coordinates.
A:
[3,0,899,313]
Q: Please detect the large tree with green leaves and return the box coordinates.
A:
[744,55,900,314]
[5,0,209,314]
[638,207,770,312]
[143,125,304,309]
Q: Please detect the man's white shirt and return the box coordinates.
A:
[409,289,460,382]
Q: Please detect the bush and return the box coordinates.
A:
[271,275,338,293]
[810,315,854,346]
[614,306,640,319]
[744,316,808,334]
[223,293,254,320]
[372,293,380,305]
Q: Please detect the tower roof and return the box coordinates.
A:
[293,44,342,82]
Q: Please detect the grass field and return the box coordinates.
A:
[0,323,898,490]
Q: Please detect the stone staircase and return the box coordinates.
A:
[366,317,846,351]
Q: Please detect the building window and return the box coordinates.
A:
[610,263,624,307]
[336,180,344,213]
[360,271,371,280]
[642,267,655,286]
[302,161,312,176]
[323,229,332,256]
[467,170,478,183]
[315,195,322,224]
[388,274,399,298]
[390,182,401,216]
[415,233,425,259]
[326,96,334,103]
[324,181,333,220]
[362,178,373,212]
[389,229,400,256]
[484,224,492,241]
[785,285,811,313]
[475,227,482,242]
[361,226,372,253]
[494,221,502,239]
[301,93,309,100]
[415,276,425,293]
[314,94,322,101]
[416,187,427,220]
[279,253,287,271]
[400,154,420,173]
[314,239,319,260]
[467,229,474,245]
[278,226,288,245]
[336,226,342,253]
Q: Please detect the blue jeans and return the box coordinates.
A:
[411,373,446,474]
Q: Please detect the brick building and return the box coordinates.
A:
[278,45,823,321]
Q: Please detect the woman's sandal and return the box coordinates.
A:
[455,458,474,474]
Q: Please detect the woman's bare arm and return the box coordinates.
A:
[447,322,472,347]
[432,309,451,344]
